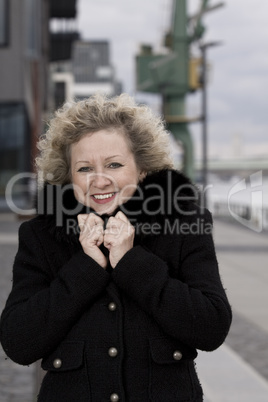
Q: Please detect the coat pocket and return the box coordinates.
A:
[38,341,91,402]
[41,341,84,372]
[149,337,197,363]
[149,337,202,402]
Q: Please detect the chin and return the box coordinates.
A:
[91,204,118,216]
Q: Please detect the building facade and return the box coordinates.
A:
[72,40,122,99]
[0,0,78,211]
[50,39,122,108]
[0,0,50,210]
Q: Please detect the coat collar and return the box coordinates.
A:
[36,169,199,244]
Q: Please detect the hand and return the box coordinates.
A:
[104,211,135,268]
[78,213,107,269]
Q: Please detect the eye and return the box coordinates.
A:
[108,162,123,169]
[77,166,92,172]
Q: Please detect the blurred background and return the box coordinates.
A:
[0,0,267,220]
[0,1,268,401]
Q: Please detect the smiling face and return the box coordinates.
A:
[71,128,144,215]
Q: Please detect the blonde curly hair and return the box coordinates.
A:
[36,93,174,185]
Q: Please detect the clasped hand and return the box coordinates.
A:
[77,211,135,269]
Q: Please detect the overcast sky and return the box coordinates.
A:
[76,0,268,161]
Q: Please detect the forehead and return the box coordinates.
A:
[71,129,131,159]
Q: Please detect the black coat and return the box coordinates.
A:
[0,170,232,401]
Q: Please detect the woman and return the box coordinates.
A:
[0,93,232,401]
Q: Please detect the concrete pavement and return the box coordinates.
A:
[214,218,268,333]
[197,218,268,401]
[198,344,268,402]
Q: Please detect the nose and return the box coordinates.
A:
[91,172,112,189]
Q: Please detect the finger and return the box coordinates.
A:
[114,211,129,223]
[78,214,90,233]
[90,213,104,224]
[96,234,104,247]
[86,213,104,228]
[77,214,88,225]
[79,219,104,239]
[78,214,99,230]
[106,217,119,229]
[104,226,120,237]
[94,222,105,236]
[103,234,113,248]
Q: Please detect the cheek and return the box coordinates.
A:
[72,172,88,186]
[72,175,87,198]
[72,179,90,205]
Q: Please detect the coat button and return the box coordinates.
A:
[108,302,117,311]
[108,347,118,357]
[53,358,62,368]
[173,350,182,361]
[110,393,119,401]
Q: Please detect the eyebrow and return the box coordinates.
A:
[75,155,121,165]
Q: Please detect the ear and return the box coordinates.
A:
[139,171,147,182]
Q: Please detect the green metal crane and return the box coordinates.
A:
[136,0,218,180]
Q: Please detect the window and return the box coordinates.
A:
[0,104,25,149]
[54,81,66,109]
[25,0,40,55]
[0,103,30,196]
[0,0,8,46]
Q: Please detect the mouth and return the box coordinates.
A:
[91,192,117,204]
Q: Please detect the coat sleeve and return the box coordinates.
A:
[0,220,110,365]
[112,209,232,351]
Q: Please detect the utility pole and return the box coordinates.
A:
[201,44,208,207]
[200,41,222,207]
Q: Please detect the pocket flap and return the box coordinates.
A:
[41,341,84,372]
[149,337,197,364]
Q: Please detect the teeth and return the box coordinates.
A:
[93,193,115,200]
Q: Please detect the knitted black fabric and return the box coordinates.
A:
[0,170,232,401]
